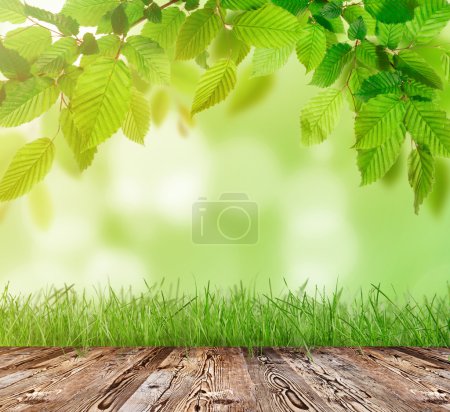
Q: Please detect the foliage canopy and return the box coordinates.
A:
[0,0,449,213]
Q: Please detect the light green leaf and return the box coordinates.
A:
[80,34,121,66]
[296,23,326,73]
[311,43,353,88]
[0,78,59,127]
[62,0,120,26]
[123,36,170,85]
[355,40,390,71]
[233,4,302,48]
[404,100,450,157]
[402,75,436,100]
[357,124,405,185]
[0,138,55,202]
[0,43,30,80]
[4,27,52,62]
[406,0,450,45]
[348,67,371,112]
[301,88,343,145]
[365,0,418,24]
[395,50,443,89]
[59,66,83,98]
[408,145,435,213]
[356,72,403,101]
[0,0,25,24]
[271,0,309,15]
[355,94,406,149]
[221,0,267,10]
[348,16,367,41]
[32,38,79,76]
[442,52,450,82]
[23,4,80,36]
[376,23,405,49]
[142,8,186,50]
[122,88,151,144]
[252,45,293,77]
[60,108,97,171]
[175,8,221,60]
[192,59,237,115]
[343,5,376,35]
[72,57,131,150]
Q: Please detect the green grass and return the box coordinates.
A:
[0,282,448,348]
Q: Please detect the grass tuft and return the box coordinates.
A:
[0,282,448,348]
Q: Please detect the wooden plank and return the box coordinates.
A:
[278,347,394,412]
[121,347,258,412]
[0,347,69,371]
[397,347,450,367]
[324,347,450,411]
[242,347,333,412]
[0,347,110,411]
[52,347,172,411]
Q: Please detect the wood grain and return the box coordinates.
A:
[0,347,447,411]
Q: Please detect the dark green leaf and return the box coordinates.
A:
[348,16,367,41]
[111,4,130,35]
[321,1,343,19]
[356,40,390,71]
[271,0,308,15]
[145,3,162,22]
[356,72,402,101]
[311,42,353,87]
[365,0,418,24]
[80,33,100,55]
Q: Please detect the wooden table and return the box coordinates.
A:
[0,347,448,411]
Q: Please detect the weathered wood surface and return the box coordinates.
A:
[0,347,448,411]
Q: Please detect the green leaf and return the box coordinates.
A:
[311,43,353,87]
[192,59,237,115]
[348,16,367,41]
[442,52,450,83]
[355,94,406,149]
[271,0,308,15]
[111,4,130,35]
[145,3,162,22]
[404,100,450,157]
[175,8,221,60]
[60,108,97,171]
[252,45,293,77]
[296,23,327,73]
[97,1,144,34]
[355,40,390,71]
[122,36,170,86]
[142,8,186,50]
[232,4,302,48]
[343,5,376,36]
[59,66,83,98]
[365,0,418,24]
[122,88,151,144]
[321,1,343,19]
[72,57,131,150]
[300,88,343,145]
[23,5,80,36]
[80,34,121,66]
[0,138,55,202]
[376,23,405,50]
[395,50,443,89]
[402,75,436,100]
[80,33,100,55]
[0,0,25,24]
[221,0,267,10]
[357,124,405,185]
[62,0,120,26]
[32,38,79,76]
[356,72,403,102]
[0,78,59,127]
[347,67,371,112]
[4,27,52,62]
[406,0,450,45]
[0,42,31,80]
[408,145,435,213]
[185,0,200,12]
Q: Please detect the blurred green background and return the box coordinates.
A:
[0,0,449,296]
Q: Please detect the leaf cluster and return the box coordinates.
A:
[0,0,449,213]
